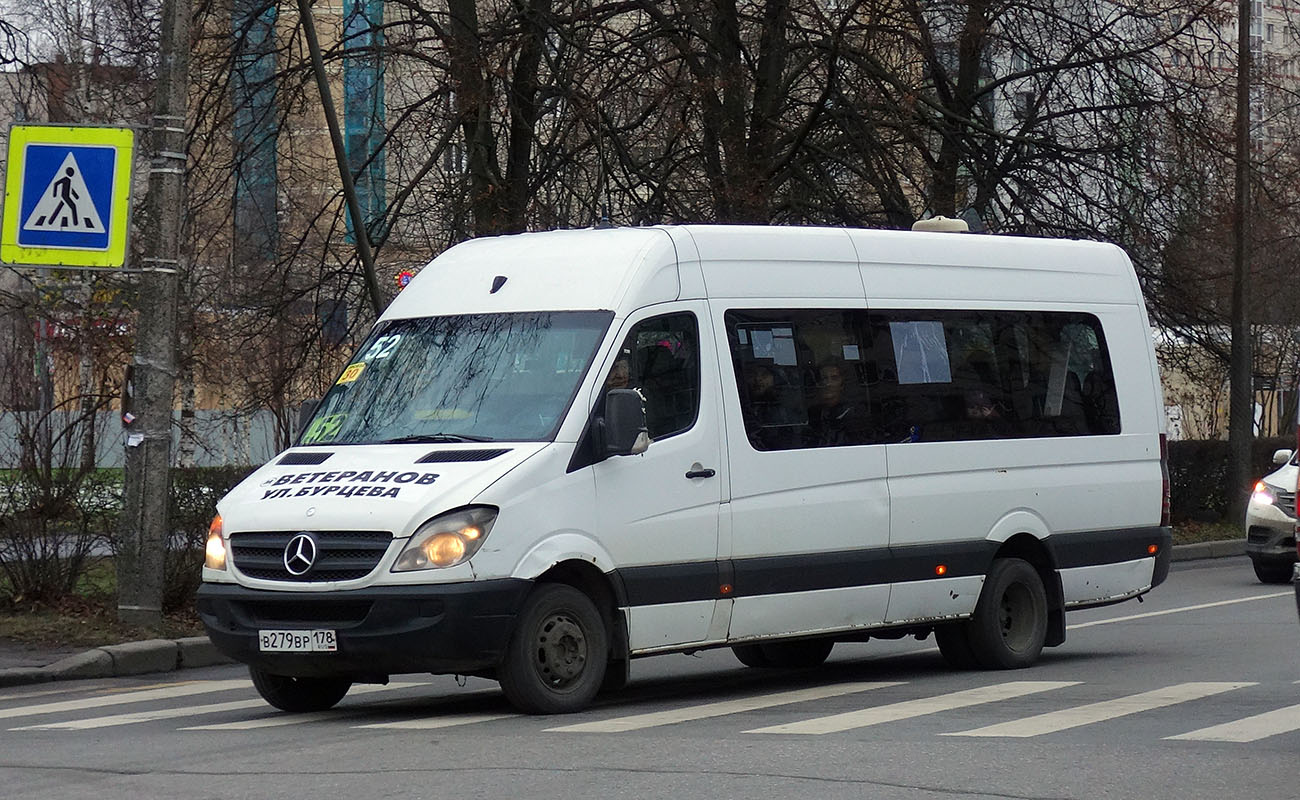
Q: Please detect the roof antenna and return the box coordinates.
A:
[911,215,969,233]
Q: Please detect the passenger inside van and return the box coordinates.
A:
[807,361,869,446]
[605,357,631,391]
[964,388,1011,438]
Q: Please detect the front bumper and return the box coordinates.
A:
[196,579,531,679]
[1245,501,1297,562]
[1246,523,1298,562]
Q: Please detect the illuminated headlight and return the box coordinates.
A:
[393,506,497,571]
[205,515,227,570]
[1252,481,1277,506]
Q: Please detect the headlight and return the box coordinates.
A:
[1252,481,1277,506]
[205,515,227,570]
[393,506,497,571]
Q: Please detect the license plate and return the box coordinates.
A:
[258,629,337,653]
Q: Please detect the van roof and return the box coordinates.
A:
[381,225,1137,321]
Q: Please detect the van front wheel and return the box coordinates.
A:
[249,667,352,712]
[499,584,608,714]
[966,557,1048,669]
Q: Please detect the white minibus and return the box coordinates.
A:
[198,225,1171,714]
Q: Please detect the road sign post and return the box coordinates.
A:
[1,124,135,268]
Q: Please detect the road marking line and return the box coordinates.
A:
[745,681,1077,735]
[184,688,499,731]
[548,682,901,733]
[14,698,269,729]
[355,713,516,730]
[182,710,348,731]
[10,682,428,730]
[1069,593,1291,629]
[0,679,250,720]
[944,682,1254,738]
[1166,703,1300,742]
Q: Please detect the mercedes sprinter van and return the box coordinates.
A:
[198,225,1171,714]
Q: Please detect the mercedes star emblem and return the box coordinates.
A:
[283,532,319,576]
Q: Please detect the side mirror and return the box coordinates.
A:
[603,389,649,457]
[296,398,321,440]
[1272,448,1293,466]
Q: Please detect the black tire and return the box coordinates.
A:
[600,658,630,694]
[1251,558,1295,585]
[732,639,834,669]
[732,644,772,668]
[498,584,608,714]
[935,624,981,669]
[249,667,352,712]
[965,557,1049,669]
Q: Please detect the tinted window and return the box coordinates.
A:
[871,310,1120,441]
[725,307,1120,450]
[726,309,884,450]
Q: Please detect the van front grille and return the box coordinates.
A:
[230,530,393,582]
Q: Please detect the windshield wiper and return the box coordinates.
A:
[378,433,497,444]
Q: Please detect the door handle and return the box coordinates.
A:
[685,468,716,479]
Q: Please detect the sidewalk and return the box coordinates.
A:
[0,540,1257,689]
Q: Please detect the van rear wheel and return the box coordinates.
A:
[935,624,981,669]
[249,667,352,712]
[732,639,834,669]
[499,584,608,714]
[965,557,1048,669]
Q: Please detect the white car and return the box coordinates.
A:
[1245,449,1299,584]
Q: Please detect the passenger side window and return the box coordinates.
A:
[871,310,1120,441]
[601,313,700,440]
[726,309,883,451]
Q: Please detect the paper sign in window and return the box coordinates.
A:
[890,321,951,384]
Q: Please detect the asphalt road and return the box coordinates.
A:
[0,556,1296,800]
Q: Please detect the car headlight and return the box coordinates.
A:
[393,506,497,571]
[1252,481,1277,506]
[205,515,227,570]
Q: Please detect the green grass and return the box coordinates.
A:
[0,556,202,649]
[1171,521,1241,546]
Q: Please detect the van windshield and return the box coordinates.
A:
[299,311,612,446]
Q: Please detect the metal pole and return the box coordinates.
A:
[116,0,189,629]
[296,0,384,318]
[1228,0,1254,521]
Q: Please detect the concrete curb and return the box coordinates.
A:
[0,636,233,689]
[0,540,1260,690]
[1170,539,1247,562]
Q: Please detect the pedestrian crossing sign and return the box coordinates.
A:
[1,124,135,268]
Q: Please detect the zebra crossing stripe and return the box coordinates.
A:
[1166,703,1300,743]
[12,698,269,730]
[945,682,1255,738]
[0,679,250,720]
[185,688,497,731]
[354,713,516,730]
[10,682,429,731]
[745,680,1077,735]
[548,681,902,733]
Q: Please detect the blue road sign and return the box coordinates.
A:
[17,144,117,250]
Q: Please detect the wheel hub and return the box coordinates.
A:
[535,613,587,686]
[998,584,1033,651]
